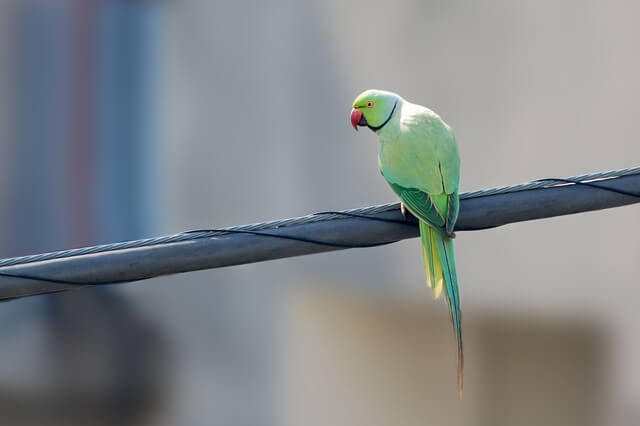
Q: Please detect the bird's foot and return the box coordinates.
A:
[400,202,407,219]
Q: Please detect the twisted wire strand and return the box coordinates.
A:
[459,166,640,198]
[0,166,637,269]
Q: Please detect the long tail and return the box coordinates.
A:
[419,221,463,397]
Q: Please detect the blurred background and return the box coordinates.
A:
[0,0,639,425]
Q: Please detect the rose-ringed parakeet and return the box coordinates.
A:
[350,89,463,395]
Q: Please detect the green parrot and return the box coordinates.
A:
[350,89,463,395]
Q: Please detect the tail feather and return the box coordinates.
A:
[420,221,463,397]
[420,222,442,298]
[430,227,444,299]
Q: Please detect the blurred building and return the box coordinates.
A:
[0,1,168,425]
[0,0,639,425]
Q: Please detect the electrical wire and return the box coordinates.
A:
[0,166,637,293]
[0,166,637,270]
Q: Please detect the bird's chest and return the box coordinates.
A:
[377,128,444,194]
[378,133,420,176]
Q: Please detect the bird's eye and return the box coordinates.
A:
[366,100,374,108]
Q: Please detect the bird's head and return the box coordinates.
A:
[350,89,399,132]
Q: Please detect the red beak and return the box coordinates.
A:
[350,108,362,131]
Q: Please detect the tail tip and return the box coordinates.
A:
[457,350,464,399]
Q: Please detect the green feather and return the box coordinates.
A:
[420,221,440,297]
[388,181,448,236]
[446,192,460,235]
[433,232,463,396]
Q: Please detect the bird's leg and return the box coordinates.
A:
[400,202,407,219]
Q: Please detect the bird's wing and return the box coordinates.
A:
[386,181,448,237]
[446,192,460,235]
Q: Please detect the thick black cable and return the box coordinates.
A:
[311,211,416,225]
[181,228,397,249]
[0,176,637,291]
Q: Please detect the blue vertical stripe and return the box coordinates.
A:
[95,1,161,242]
